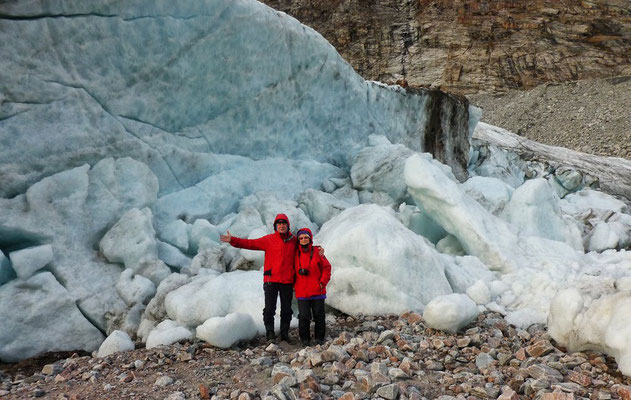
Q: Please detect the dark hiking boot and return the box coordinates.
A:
[266,331,276,341]
[280,331,293,344]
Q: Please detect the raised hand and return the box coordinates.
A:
[220,230,232,243]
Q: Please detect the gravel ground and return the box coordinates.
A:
[469,76,631,160]
[2,311,631,400]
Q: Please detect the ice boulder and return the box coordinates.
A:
[588,221,628,252]
[146,320,192,349]
[159,220,190,252]
[100,207,170,284]
[548,289,631,376]
[196,312,258,349]
[0,272,104,362]
[9,244,54,280]
[501,178,582,250]
[461,176,513,215]
[317,204,453,315]
[350,137,415,204]
[115,269,156,306]
[298,189,358,227]
[423,293,479,333]
[97,330,135,358]
[466,280,491,305]
[165,270,265,331]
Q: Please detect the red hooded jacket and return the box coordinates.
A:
[229,214,297,284]
[294,228,332,299]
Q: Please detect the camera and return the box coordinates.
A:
[298,268,309,276]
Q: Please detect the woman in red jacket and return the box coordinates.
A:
[294,228,331,346]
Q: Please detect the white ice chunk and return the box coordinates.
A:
[398,204,447,244]
[100,208,156,270]
[196,312,258,349]
[547,288,584,346]
[115,269,156,307]
[442,255,494,294]
[466,280,491,305]
[146,320,192,349]
[0,272,104,362]
[588,221,622,252]
[100,207,170,284]
[158,241,192,270]
[436,235,465,256]
[468,136,526,188]
[462,176,514,215]
[189,219,221,254]
[560,188,627,216]
[423,293,479,333]
[239,192,317,234]
[97,330,135,357]
[159,220,190,252]
[298,189,357,227]
[549,289,631,376]
[137,319,157,343]
[350,140,414,203]
[9,244,53,280]
[317,204,453,315]
[189,245,225,275]
[165,270,266,332]
[145,273,191,322]
[501,178,583,250]
[225,207,264,238]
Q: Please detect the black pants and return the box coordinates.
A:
[263,282,293,334]
[297,298,325,342]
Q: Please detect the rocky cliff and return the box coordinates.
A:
[261,0,631,94]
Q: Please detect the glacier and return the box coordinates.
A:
[1,0,631,379]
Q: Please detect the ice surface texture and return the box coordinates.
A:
[0,0,473,200]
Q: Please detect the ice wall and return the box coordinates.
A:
[0,0,472,201]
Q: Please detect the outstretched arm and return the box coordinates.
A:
[221,231,268,251]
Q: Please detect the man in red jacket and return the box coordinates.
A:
[294,227,331,346]
[220,214,297,342]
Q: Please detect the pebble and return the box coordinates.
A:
[154,375,174,386]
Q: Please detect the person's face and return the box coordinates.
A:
[276,221,288,234]
[298,234,310,244]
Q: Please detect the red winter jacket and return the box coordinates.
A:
[229,214,297,284]
[294,230,331,299]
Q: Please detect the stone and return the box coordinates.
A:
[568,370,591,387]
[540,390,576,400]
[614,385,631,400]
[527,364,564,382]
[388,368,408,380]
[272,364,295,384]
[375,384,399,400]
[526,340,555,357]
[155,376,174,386]
[475,352,495,370]
[199,384,210,400]
[497,385,520,400]
[377,330,395,344]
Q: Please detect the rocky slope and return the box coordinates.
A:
[261,0,631,95]
[2,311,631,400]
[470,75,631,160]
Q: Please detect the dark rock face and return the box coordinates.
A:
[421,89,471,182]
[261,0,631,94]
